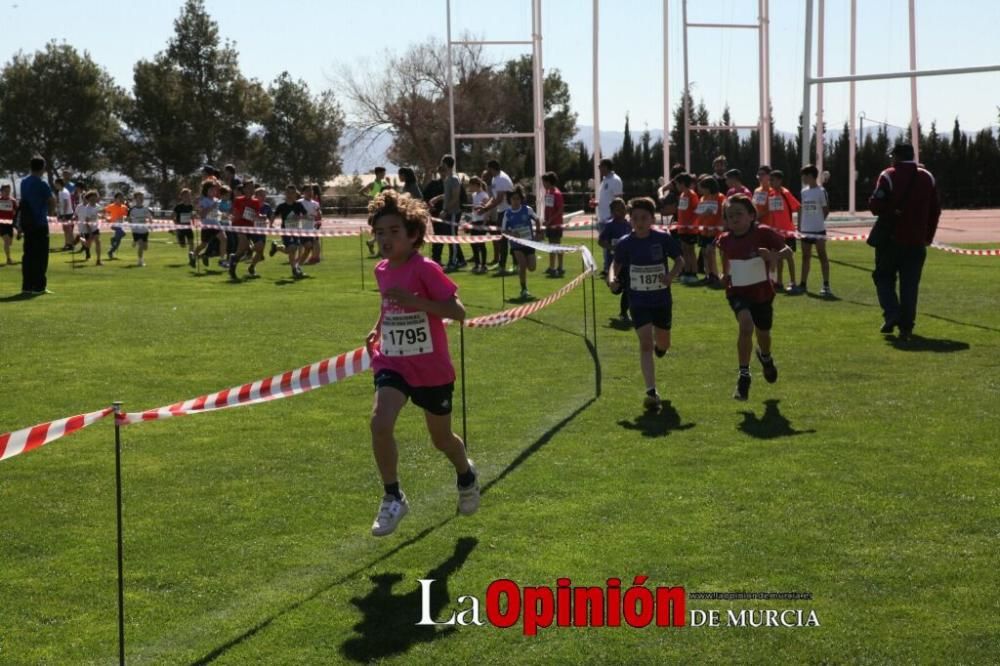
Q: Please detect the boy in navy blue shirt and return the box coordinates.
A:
[598,197,632,322]
[609,197,685,410]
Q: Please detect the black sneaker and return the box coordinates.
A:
[83,247,90,260]
[201,253,209,267]
[879,320,897,334]
[248,264,257,278]
[269,241,278,257]
[733,373,751,400]
[654,346,667,358]
[228,254,238,279]
[188,251,196,268]
[897,328,913,342]
[756,349,778,383]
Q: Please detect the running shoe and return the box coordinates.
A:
[457,461,480,516]
[371,493,409,537]
[756,349,778,383]
[733,373,751,401]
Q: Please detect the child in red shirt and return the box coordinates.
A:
[673,173,700,284]
[767,170,802,293]
[542,171,565,277]
[0,184,18,265]
[365,190,480,537]
[716,195,792,401]
[695,176,726,286]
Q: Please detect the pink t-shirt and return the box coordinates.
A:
[372,252,458,387]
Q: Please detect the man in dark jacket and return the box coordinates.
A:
[867,143,941,341]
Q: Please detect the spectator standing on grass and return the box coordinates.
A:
[18,157,55,295]
[428,155,466,272]
[711,156,729,193]
[868,143,941,341]
[364,167,390,255]
[596,157,624,276]
[54,178,75,250]
[481,160,515,274]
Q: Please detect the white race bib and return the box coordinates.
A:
[254,216,268,228]
[129,212,148,233]
[677,197,690,211]
[544,194,555,207]
[752,191,767,206]
[0,200,13,212]
[768,196,784,212]
[380,311,433,357]
[695,201,718,215]
[242,206,256,222]
[729,257,768,287]
[629,263,667,292]
[179,213,192,225]
[510,225,533,239]
[285,215,301,230]
[802,201,820,214]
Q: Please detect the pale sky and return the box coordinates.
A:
[4,0,999,141]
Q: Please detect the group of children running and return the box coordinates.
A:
[359,157,832,536]
[603,162,833,406]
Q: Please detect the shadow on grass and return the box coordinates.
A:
[607,317,632,331]
[738,399,815,439]
[617,400,695,438]
[886,334,970,353]
[190,336,599,665]
[804,291,842,302]
[924,313,1000,334]
[339,537,477,663]
[0,291,34,302]
[828,258,872,273]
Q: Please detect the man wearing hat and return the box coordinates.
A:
[867,144,941,341]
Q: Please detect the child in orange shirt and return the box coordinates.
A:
[767,170,801,293]
[673,173,700,284]
[752,166,773,227]
[695,176,726,286]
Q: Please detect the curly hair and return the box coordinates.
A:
[367,189,428,249]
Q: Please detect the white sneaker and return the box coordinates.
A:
[371,493,409,537]
[137,258,146,267]
[457,461,480,516]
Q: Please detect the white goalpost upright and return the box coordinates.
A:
[679,0,772,172]
[801,0,1000,214]
[446,0,546,202]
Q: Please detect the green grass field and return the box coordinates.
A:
[1,234,998,664]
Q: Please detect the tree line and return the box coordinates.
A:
[0,0,343,207]
[1,0,996,211]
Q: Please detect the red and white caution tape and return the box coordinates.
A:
[0,407,114,463]
[425,234,503,244]
[116,347,370,426]
[929,242,1000,256]
[505,234,590,254]
[466,270,592,328]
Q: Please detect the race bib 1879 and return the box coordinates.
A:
[381,311,434,357]
[630,263,667,292]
